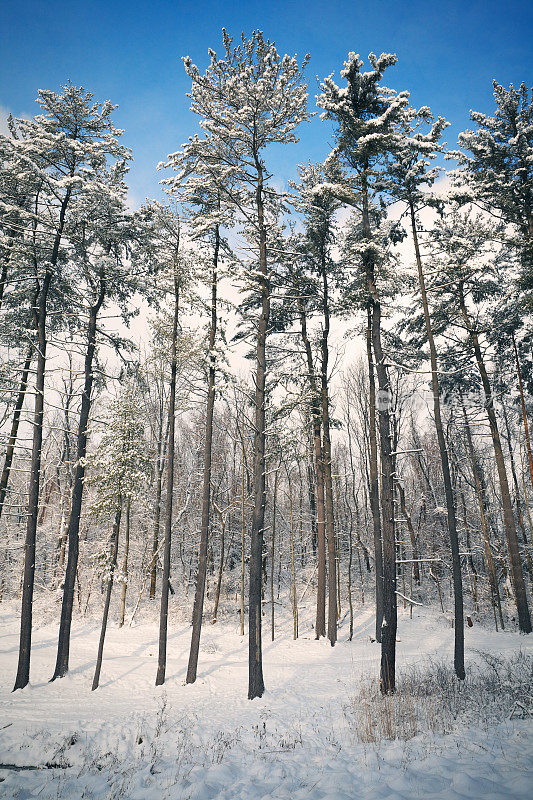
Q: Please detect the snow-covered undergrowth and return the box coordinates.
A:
[346,650,532,743]
[0,604,531,799]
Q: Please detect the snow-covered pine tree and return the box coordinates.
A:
[288,162,342,644]
[0,113,70,522]
[51,157,153,682]
[139,203,185,688]
[453,80,533,291]
[425,209,531,633]
[0,114,35,312]
[182,29,310,699]
[6,84,130,691]
[161,133,234,684]
[382,104,466,678]
[340,201,401,646]
[317,51,408,693]
[0,122,36,523]
[86,383,151,690]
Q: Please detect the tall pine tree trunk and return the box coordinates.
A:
[366,308,384,640]
[319,262,337,646]
[248,163,268,700]
[362,179,396,693]
[371,296,397,693]
[51,274,105,680]
[297,298,326,638]
[92,503,122,691]
[409,198,465,678]
[13,186,70,691]
[155,247,180,685]
[186,225,219,684]
[13,273,50,691]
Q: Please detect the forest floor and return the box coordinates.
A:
[0,601,531,799]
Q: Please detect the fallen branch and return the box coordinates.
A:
[395,590,423,607]
[0,762,69,771]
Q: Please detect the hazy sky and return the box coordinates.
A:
[2,0,532,205]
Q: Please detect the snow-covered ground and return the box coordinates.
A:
[0,603,531,799]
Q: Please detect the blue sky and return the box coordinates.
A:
[1,0,531,205]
